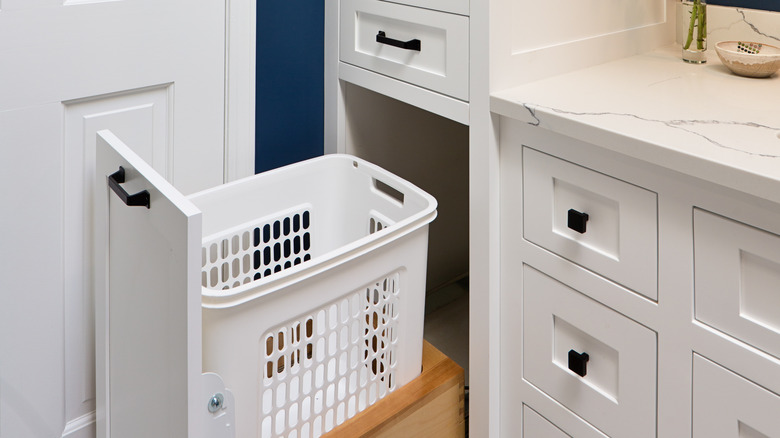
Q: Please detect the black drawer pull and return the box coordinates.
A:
[108,166,150,209]
[568,349,589,377]
[376,31,421,51]
[567,209,589,234]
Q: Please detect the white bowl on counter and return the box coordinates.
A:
[715,41,780,78]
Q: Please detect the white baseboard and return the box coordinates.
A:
[62,412,96,438]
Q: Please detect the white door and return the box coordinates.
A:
[0,3,225,437]
[94,131,202,438]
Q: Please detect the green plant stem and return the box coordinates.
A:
[696,1,706,50]
[684,1,698,50]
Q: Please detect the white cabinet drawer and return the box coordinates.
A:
[522,147,658,300]
[380,0,468,16]
[694,209,780,360]
[340,0,469,101]
[523,265,656,438]
[693,355,780,437]
[523,405,570,438]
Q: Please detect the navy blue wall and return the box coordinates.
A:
[255,0,324,174]
[708,0,780,11]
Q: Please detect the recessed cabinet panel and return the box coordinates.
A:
[523,405,570,438]
[522,147,658,300]
[340,0,469,101]
[693,355,780,437]
[694,209,780,360]
[523,265,657,438]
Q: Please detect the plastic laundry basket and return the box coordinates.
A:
[188,155,437,438]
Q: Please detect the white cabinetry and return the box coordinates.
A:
[332,0,470,127]
[340,0,469,101]
[693,355,780,438]
[500,117,780,437]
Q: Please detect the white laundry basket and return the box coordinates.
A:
[188,154,437,438]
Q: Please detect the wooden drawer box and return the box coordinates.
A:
[522,147,658,300]
[523,265,657,437]
[324,340,465,437]
[694,208,780,360]
[340,0,469,101]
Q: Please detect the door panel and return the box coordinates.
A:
[0,2,225,436]
[94,131,201,438]
[0,104,65,438]
[63,85,173,425]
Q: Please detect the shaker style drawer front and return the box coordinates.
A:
[694,209,780,360]
[523,266,657,438]
[693,355,780,437]
[340,0,469,101]
[523,405,570,438]
[380,0,468,17]
[522,147,658,300]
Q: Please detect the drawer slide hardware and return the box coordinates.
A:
[567,209,589,234]
[376,31,421,51]
[568,349,589,377]
[108,166,150,209]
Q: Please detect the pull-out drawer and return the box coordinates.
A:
[522,147,658,300]
[523,265,656,437]
[340,0,469,101]
[379,0,468,16]
[94,132,437,438]
[694,209,780,360]
[522,404,607,438]
[693,354,780,437]
[523,405,569,438]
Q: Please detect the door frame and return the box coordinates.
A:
[225,0,257,182]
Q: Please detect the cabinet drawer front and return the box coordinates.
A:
[693,355,780,437]
[694,209,780,360]
[340,0,469,101]
[380,0,468,16]
[522,147,658,300]
[523,405,570,438]
[523,266,657,438]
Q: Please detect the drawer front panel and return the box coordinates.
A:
[522,147,658,300]
[693,355,780,437]
[380,0,469,16]
[523,405,570,438]
[694,209,780,360]
[523,265,657,438]
[340,0,469,101]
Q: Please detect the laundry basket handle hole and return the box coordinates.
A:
[373,178,405,206]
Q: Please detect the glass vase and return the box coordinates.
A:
[681,0,707,63]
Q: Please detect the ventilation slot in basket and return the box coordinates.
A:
[368,211,395,235]
[201,207,313,291]
[259,272,400,438]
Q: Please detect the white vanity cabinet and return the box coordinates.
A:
[499,116,780,437]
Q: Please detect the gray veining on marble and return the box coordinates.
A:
[491,41,780,203]
[705,5,780,45]
[519,103,780,158]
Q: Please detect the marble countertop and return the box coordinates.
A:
[491,44,780,203]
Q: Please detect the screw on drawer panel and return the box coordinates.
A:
[208,393,225,413]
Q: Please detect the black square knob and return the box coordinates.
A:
[567,209,589,234]
[568,349,589,377]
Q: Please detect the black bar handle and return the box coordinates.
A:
[568,349,589,377]
[567,209,589,234]
[108,167,150,209]
[376,31,421,51]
